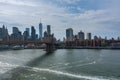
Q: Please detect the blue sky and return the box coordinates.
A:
[0,0,120,40]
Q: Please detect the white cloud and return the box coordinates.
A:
[58,0,81,4]
[0,0,37,6]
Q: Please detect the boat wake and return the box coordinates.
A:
[0,62,119,80]
[31,67,111,80]
[0,61,18,74]
[49,61,96,69]
[49,60,85,69]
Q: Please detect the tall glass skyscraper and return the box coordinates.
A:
[66,28,73,41]
[26,28,30,36]
[39,22,43,39]
[31,26,36,40]
[47,25,51,35]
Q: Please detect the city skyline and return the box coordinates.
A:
[0,0,120,39]
[0,24,120,41]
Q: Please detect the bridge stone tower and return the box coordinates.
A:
[43,34,56,53]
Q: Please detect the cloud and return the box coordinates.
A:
[0,0,37,6]
[76,9,116,24]
[57,0,81,4]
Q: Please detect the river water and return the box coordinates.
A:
[0,49,120,80]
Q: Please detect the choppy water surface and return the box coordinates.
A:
[0,49,120,80]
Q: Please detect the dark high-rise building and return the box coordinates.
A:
[47,25,51,35]
[11,27,22,40]
[66,28,73,41]
[78,31,85,41]
[36,34,38,39]
[0,25,9,41]
[26,28,30,36]
[44,31,47,37]
[39,22,43,39]
[23,31,29,40]
[0,28,2,40]
[13,27,19,34]
[31,26,36,40]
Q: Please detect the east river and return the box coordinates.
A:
[0,49,120,80]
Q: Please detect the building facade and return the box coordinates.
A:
[26,28,30,36]
[10,27,22,40]
[23,30,29,40]
[78,31,85,41]
[0,25,9,41]
[47,25,51,35]
[31,26,36,40]
[39,22,43,39]
[66,28,73,41]
[87,33,91,40]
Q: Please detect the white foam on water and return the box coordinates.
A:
[0,61,19,74]
[31,67,111,80]
[75,61,96,67]
[53,61,96,69]
[49,60,87,69]
[0,55,26,62]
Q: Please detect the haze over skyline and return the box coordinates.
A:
[0,0,120,39]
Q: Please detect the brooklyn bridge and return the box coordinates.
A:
[0,34,57,52]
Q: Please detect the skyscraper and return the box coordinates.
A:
[23,30,29,40]
[44,31,47,37]
[78,31,85,41]
[0,25,9,41]
[87,33,91,40]
[66,28,73,41]
[31,26,36,40]
[26,28,30,36]
[11,27,22,40]
[0,28,2,40]
[39,22,43,39]
[47,25,51,35]
[13,27,19,34]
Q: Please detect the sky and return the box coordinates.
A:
[0,0,120,40]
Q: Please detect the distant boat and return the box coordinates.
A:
[24,44,35,49]
[12,45,24,50]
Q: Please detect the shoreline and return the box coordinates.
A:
[55,46,120,49]
[1,46,120,51]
